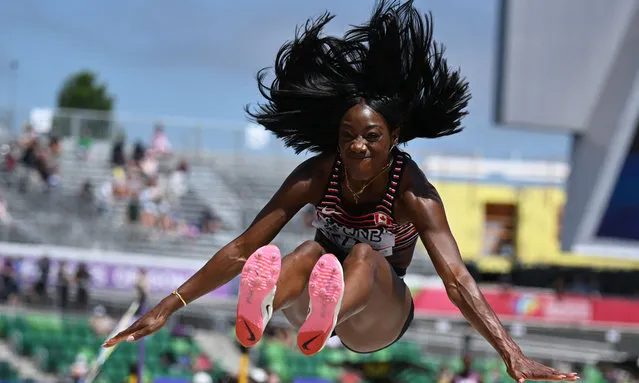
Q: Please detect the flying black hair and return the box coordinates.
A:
[246,0,471,154]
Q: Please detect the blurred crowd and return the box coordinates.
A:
[0,122,223,242]
[85,124,222,240]
[0,255,139,311]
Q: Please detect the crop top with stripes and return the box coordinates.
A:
[312,151,419,258]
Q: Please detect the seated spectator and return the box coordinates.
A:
[79,180,93,203]
[139,151,159,179]
[75,263,91,309]
[70,354,89,383]
[166,159,190,206]
[1,258,20,305]
[149,124,172,158]
[127,193,141,225]
[140,176,170,228]
[131,141,146,166]
[95,179,114,215]
[34,136,62,189]
[1,143,17,174]
[76,127,93,161]
[126,167,144,196]
[112,166,128,199]
[18,127,39,193]
[89,305,115,336]
[111,136,126,167]
[199,208,222,234]
[0,194,11,223]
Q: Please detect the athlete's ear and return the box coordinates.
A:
[390,128,400,147]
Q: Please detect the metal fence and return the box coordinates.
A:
[0,106,570,264]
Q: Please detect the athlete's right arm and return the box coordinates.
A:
[162,156,323,312]
[104,156,325,347]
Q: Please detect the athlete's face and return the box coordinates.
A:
[338,102,399,181]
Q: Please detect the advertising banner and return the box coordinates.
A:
[0,243,238,299]
[413,286,639,328]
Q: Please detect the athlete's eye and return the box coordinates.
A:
[366,133,381,142]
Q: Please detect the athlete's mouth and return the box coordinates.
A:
[344,155,372,160]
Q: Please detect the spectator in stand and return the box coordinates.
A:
[95,178,115,215]
[111,135,127,168]
[126,167,144,196]
[166,159,190,207]
[453,355,482,383]
[90,305,115,336]
[139,151,159,179]
[111,166,128,199]
[0,194,11,223]
[150,124,172,158]
[33,256,50,302]
[76,127,93,161]
[70,354,89,383]
[75,262,91,309]
[131,140,146,167]
[1,143,18,186]
[18,124,38,192]
[199,208,222,234]
[57,260,70,310]
[140,176,170,228]
[18,123,37,147]
[127,192,141,225]
[79,180,94,204]
[34,136,62,190]
[1,257,20,305]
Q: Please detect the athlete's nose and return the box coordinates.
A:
[349,137,367,154]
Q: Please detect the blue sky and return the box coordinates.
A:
[0,0,570,160]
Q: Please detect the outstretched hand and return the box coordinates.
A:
[102,303,170,348]
[507,355,579,383]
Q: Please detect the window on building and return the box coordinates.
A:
[483,203,517,257]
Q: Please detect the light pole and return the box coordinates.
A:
[8,60,19,132]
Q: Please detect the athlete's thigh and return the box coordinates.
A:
[279,239,325,327]
[336,245,412,353]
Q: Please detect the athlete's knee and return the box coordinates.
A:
[286,240,324,264]
[344,243,380,269]
[297,240,324,254]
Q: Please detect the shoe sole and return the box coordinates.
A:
[235,244,281,348]
[297,253,344,356]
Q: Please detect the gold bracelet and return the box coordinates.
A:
[172,290,187,307]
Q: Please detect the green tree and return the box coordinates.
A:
[51,70,116,139]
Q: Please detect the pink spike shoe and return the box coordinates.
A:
[235,244,281,348]
[297,253,344,356]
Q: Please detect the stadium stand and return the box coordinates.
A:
[0,310,228,383]
[255,336,613,383]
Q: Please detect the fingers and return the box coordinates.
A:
[556,372,580,381]
[126,324,157,343]
[515,363,580,383]
[544,367,579,381]
[102,322,143,348]
[533,368,580,382]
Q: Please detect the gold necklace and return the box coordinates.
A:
[344,158,393,204]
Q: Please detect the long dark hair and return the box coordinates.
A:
[246,0,471,154]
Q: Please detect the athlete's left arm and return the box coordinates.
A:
[402,165,577,382]
[402,179,522,365]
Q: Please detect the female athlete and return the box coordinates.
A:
[105,2,578,382]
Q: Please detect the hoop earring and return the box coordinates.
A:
[389,139,398,153]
